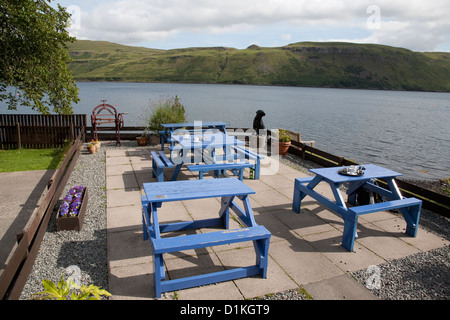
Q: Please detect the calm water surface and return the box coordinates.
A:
[2,82,449,180]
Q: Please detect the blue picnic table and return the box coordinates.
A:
[171,131,243,163]
[152,129,265,182]
[159,121,229,150]
[292,164,422,251]
[141,178,271,298]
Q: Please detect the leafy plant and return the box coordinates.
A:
[35,275,111,300]
[442,178,450,196]
[144,95,186,134]
[1,0,79,114]
[278,129,293,142]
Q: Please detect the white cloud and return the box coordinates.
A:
[281,34,292,41]
[60,0,450,51]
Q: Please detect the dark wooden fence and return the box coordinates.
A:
[0,129,85,299]
[0,114,87,149]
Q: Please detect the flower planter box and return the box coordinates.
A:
[56,187,88,232]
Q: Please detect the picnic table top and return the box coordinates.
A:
[309,164,403,184]
[143,178,255,203]
[172,132,244,149]
[161,122,229,129]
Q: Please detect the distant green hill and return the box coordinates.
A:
[68,40,450,92]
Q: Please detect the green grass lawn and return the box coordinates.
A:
[0,147,68,172]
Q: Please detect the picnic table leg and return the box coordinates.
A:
[154,254,164,298]
[342,215,358,252]
[219,196,233,229]
[170,164,183,181]
[160,133,166,151]
[386,178,421,237]
[403,205,421,237]
[292,176,322,213]
[142,206,149,241]
[254,237,270,278]
[238,168,244,181]
[152,158,165,182]
[292,179,304,213]
[254,158,261,179]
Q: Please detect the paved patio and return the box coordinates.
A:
[105,145,449,300]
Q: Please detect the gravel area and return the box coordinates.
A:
[18,143,450,300]
[19,143,109,300]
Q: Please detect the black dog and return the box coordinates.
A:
[253,110,266,135]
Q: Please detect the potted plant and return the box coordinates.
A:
[93,139,101,151]
[136,134,148,146]
[278,129,292,156]
[87,142,96,154]
[56,185,88,232]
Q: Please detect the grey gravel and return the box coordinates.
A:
[19,143,110,300]
[19,142,450,300]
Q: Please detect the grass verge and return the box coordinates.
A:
[0,145,70,173]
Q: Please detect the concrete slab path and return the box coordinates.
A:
[0,170,55,274]
[105,146,449,300]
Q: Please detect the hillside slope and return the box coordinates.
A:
[68,40,450,92]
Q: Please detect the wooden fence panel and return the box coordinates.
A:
[0,129,84,299]
[0,114,87,149]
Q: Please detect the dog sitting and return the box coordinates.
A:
[253,110,266,135]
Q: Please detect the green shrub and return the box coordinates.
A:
[144,95,186,134]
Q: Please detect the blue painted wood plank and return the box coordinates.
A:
[151,151,165,168]
[349,198,422,215]
[309,164,402,184]
[157,151,174,168]
[143,178,255,203]
[159,218,223,233]
[153,225,271,254]
[162,122,229,129]
[187,162,253,172]
[160,266,263,294]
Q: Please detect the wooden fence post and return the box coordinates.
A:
[70,122,74,142]
[16,122,21,149]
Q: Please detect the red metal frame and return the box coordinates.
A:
[91,100,124,146]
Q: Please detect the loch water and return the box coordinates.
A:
[2,82,449,180]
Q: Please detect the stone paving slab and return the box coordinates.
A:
[105,146,449,300]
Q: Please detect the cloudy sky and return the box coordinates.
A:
[54,0,450,52]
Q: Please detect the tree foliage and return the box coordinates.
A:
[0,0,79,114]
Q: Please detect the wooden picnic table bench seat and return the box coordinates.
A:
[348,197,422,238]
[348,197,422,216]
[187,162,254,180]
[232,146,264,179]
[151,151,174,182]
[151,225,271,255]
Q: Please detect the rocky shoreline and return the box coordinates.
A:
[19,143,449,300]
[404,178,450,197]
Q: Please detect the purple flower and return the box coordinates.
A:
[59,202,69,217]
[60,186,85,218]
[69,210,78,217]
